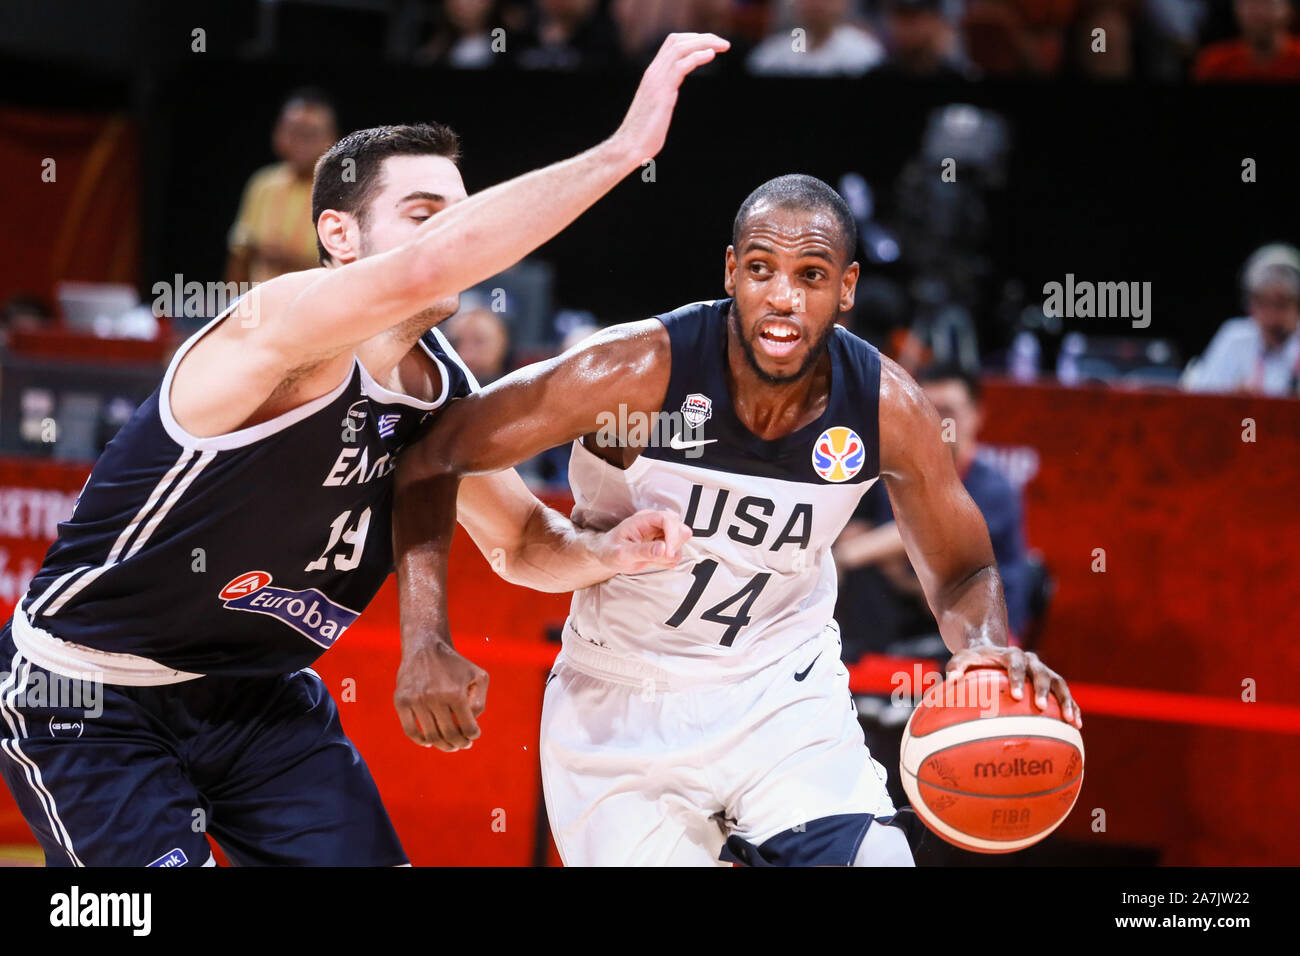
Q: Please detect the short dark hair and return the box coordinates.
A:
[732,174,858,262]
[916,361,982,403]
[311,122,461,265]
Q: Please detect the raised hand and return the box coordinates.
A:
[610,33,730,165]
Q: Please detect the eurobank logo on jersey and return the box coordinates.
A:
[811,426,865,482]
[218,571,359,648]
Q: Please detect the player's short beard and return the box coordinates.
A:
[728,301,833,385]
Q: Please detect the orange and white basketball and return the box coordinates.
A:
[900,666,1085,853]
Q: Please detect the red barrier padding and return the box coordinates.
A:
[0,381,1296,864]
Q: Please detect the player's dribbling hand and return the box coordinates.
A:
[394,641,490,752]
[946,644,1083,729]
[611,32,730,164]
[596,508,693,575]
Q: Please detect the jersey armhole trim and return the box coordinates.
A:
[159,299,358,452]
[355,337,450,411]
[428,325,480,393]
[571,434,655,483]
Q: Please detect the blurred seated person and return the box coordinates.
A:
[225,88,338,286]
[441,296,512,384]
[443,299,580,490]
[1,295,55,347]
[1143,0,1209,79]
[516,0,622,70]
[414,0,508,68]
[962,0,1077,75]
[613,0,753,70]
[1182,243,1300,395]
[1193,0,1300,81]
[833,363,1031,663]
[871,0,975,79]
[747,0,885,75]
[1068,0,1135,79]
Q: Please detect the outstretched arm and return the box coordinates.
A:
[172,34,728,438]
[453,470,691,593]
[272,34,728,360]
[389,321,682,750]
[390,473,691,754]
[391,470,488,752]
[878,356,1081,727]
[393,318,680,596]
[398,318,672,480]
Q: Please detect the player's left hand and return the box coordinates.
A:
[946,644,1083,729]
[595,509,693,574]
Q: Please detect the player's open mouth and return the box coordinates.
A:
[757,321,802,358]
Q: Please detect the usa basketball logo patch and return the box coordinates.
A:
[681,393,712,428]
[812,426,865,482]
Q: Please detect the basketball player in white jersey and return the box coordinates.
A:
[394,174,1082,866]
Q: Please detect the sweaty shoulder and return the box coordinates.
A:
[877,354,943,477]
[564,316,671,412]
[170,267,335,437]
[185,268,328,354]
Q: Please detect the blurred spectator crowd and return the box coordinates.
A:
[5,82,1298,471]
[403,0,1300,82]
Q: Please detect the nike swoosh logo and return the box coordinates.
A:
[668,433,718,450]
[794,652,822,682]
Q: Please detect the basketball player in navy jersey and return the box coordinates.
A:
[0,34,726,867]
[395,174,1083,866]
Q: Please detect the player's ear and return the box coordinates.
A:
[839,260,860,312]
[723,245,737,296]
[317,209,361,266]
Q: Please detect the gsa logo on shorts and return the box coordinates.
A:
[811,426,865,482]
[218,571,359,649]
[49,719,85,739]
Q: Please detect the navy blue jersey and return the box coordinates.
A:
[564,298,882,679]
[21,314,476,677]
[643,297,881,483]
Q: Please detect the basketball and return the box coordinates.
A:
[900,666,1085,854]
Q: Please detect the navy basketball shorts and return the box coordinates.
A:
[0,619,406,866]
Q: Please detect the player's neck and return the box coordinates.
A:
[725,329,831,441]
[352,310,449,403]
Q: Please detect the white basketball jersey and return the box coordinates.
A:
[565,298,884,683]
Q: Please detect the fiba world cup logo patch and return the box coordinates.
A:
[812,426,865,482]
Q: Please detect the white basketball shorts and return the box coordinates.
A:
[540,620,902,866]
